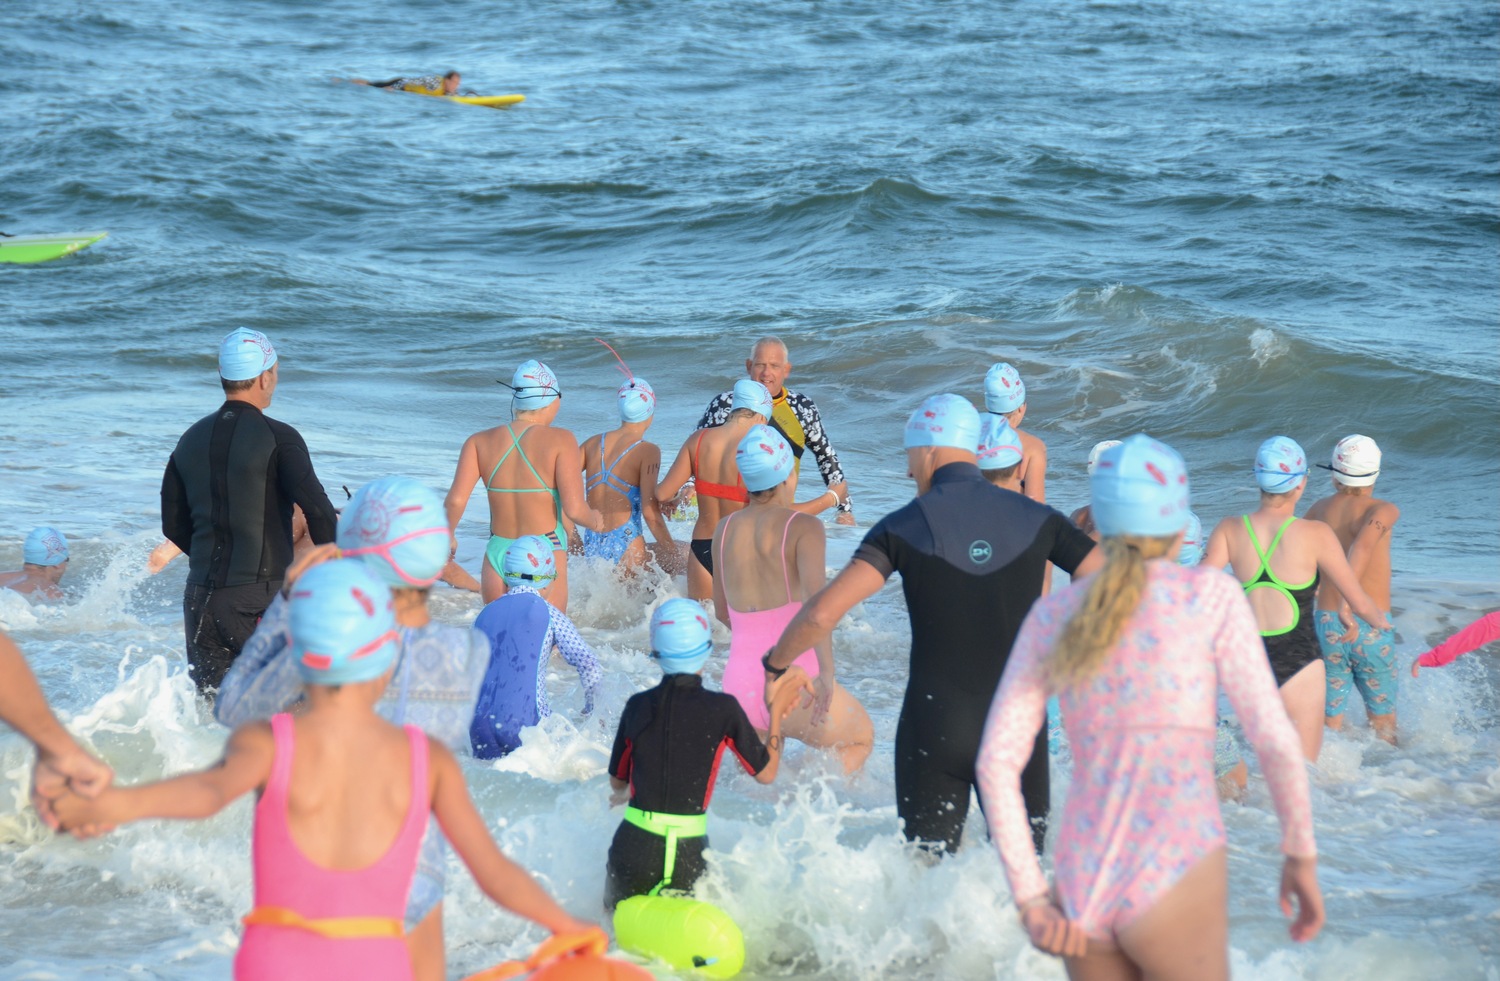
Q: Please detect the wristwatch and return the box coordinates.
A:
[761,650,787,678]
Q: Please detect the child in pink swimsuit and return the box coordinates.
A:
[52,560,590,980]
[976,435,1322,976]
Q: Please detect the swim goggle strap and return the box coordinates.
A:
[339,525,451,587]
[1315,463,1379,479]
[495,379,563,401]
[505,570,557,584]
[298,629,400,673]
[1251,466,1307,490]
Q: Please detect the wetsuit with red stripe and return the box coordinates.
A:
[604,674,770,909]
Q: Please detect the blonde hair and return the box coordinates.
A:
[1048,534,1178,687]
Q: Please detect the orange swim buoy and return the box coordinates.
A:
[461,928,652,981]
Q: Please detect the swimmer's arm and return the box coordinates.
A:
[1310,523,1387,629]
[711,538,732,629]
[1343,502,1400,579]
[549,611,599,714]
[765,559,885,673]
[638,445,674,544]
[54,723,273,835]
[974,616,1052,907]
[160,457,193,554]
[1020,437,1047,504]
[655,434,696,505]
[443,434,484,534]
[553,437,606,534]
[797,397,853,515]
[431,741,592,934]
[1201,518,1234,572]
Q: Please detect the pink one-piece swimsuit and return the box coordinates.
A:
[719,511,820,730]
[235,713,429,980]
[976,563,1317,941]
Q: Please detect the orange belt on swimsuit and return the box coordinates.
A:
[242,906,405,939]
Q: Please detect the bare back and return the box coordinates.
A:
[1305,491,1396,610]
[583,429,656,521]
[473,422,571,537]
[687,420,758,539]
[285,713,422,870]
[716,505,824,612]
[1216,510,1323,634]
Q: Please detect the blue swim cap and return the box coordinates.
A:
[1178,511,1205,567]
[618,377,656,423]
[735,424,796,492]
[510,360,562,409]
[502,535,558,590]
[983,362,1027,415]
[289,560,399,685]
[23,527,69,566]
[649,598,713,674]
[1091,434,1192,538]
[904,394,981,452]
[730,379,774,417]
[977,415,1023,471]
[218,328,278,382]
[1253,436,1308,493]
[337,477,451,588]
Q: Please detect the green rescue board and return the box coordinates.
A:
[0,232,108,264]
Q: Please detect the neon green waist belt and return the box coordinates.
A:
[623,807,707,896]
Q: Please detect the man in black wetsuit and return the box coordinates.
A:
[763,394,1102,855]
[161,329,337,692]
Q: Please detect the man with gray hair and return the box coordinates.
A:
[696,336,855,525]
[161,328,338,692]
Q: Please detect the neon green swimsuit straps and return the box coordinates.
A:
[484,424,567,572]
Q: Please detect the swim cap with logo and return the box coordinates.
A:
[509,359,562,409]
[289,560,399,685]
[501,535,558,590]
[618,377,656,423]
[1178,511,1205,567]
[983,362,1027,415]
[649,598,713,674]
[1087,439,1123,477]
[977,415,1023,471]
[1253,436,1308,493]
[730,379,774,417]
[337,477,451,588]
[1317,434,1381,488]
[23,527,69,566]
[904,394,981,452]
[1091,434,1191,538]
[218,328,278,381]
[736,424,796,491]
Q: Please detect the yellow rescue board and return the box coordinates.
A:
[409,88,525,109]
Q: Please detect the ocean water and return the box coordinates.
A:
[2,0,1497,977]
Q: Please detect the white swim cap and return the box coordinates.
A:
[1086,439,1123,476]
[1318,434,1381,487]
[983,362,1027,414]
[218,328,277,381]
[904,394,981,452]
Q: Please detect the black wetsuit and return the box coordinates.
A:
[853,462,1095,854]
[161,401,337,691]
[605,674,770,910]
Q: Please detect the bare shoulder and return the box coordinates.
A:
[790,509,827,540]
[227,719,276,755]
[1019,429,1048,455]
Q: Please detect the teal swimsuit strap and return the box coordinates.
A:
[486,424,555,495]
[1242,515,1316,636]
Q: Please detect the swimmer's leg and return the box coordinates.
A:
[686,541,713,601]
[1103,846,1229,981]
[894,714,976,855]
[406,903,443,981]
[551,548,570,613]
[1317,610,1354,732]
[1279,660,1326,762]
[779,683,874,774]
[1350,617,1398,745]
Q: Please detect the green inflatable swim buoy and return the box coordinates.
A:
[612,895,745,979]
